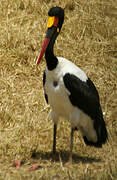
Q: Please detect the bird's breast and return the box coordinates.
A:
[45,73,73,118]
[44,57,88,119]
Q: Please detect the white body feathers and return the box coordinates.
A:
[44,57,97,143]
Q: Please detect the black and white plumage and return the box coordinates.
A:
[37,6,108,161]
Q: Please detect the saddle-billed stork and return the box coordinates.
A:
[37,6,108,162]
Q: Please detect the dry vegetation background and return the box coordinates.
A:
[0,0,117,179]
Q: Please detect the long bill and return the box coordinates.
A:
[37,26,58,65]
[37,38,50,65]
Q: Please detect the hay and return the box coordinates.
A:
[0,0,117,179]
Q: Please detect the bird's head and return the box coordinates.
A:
[37,6,64,64]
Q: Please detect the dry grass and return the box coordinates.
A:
[0,0,117,179]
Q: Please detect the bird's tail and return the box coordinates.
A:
[83,110,108,148]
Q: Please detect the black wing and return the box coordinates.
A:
[63,73,100,120]
[63,73,108,147]
[43,70,48,104]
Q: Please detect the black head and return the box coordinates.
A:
[37,7,64,65]
[48,6,64,31]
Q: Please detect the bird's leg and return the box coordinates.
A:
[68,127,75,163]
[52,123,57,161]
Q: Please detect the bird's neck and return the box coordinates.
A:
[45,34,58,71]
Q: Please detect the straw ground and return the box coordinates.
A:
[0,0,117,179]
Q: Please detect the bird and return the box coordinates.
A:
[37,6,108,162]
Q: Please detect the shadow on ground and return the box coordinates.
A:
[31,150,101,164]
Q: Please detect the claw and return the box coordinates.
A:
[12,160,22,168]
[29,164,41,171]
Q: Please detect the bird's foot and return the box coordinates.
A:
[65,156,72,166]
[52,152,57,162]
[29,164,42,171]
[12,160,23,168]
